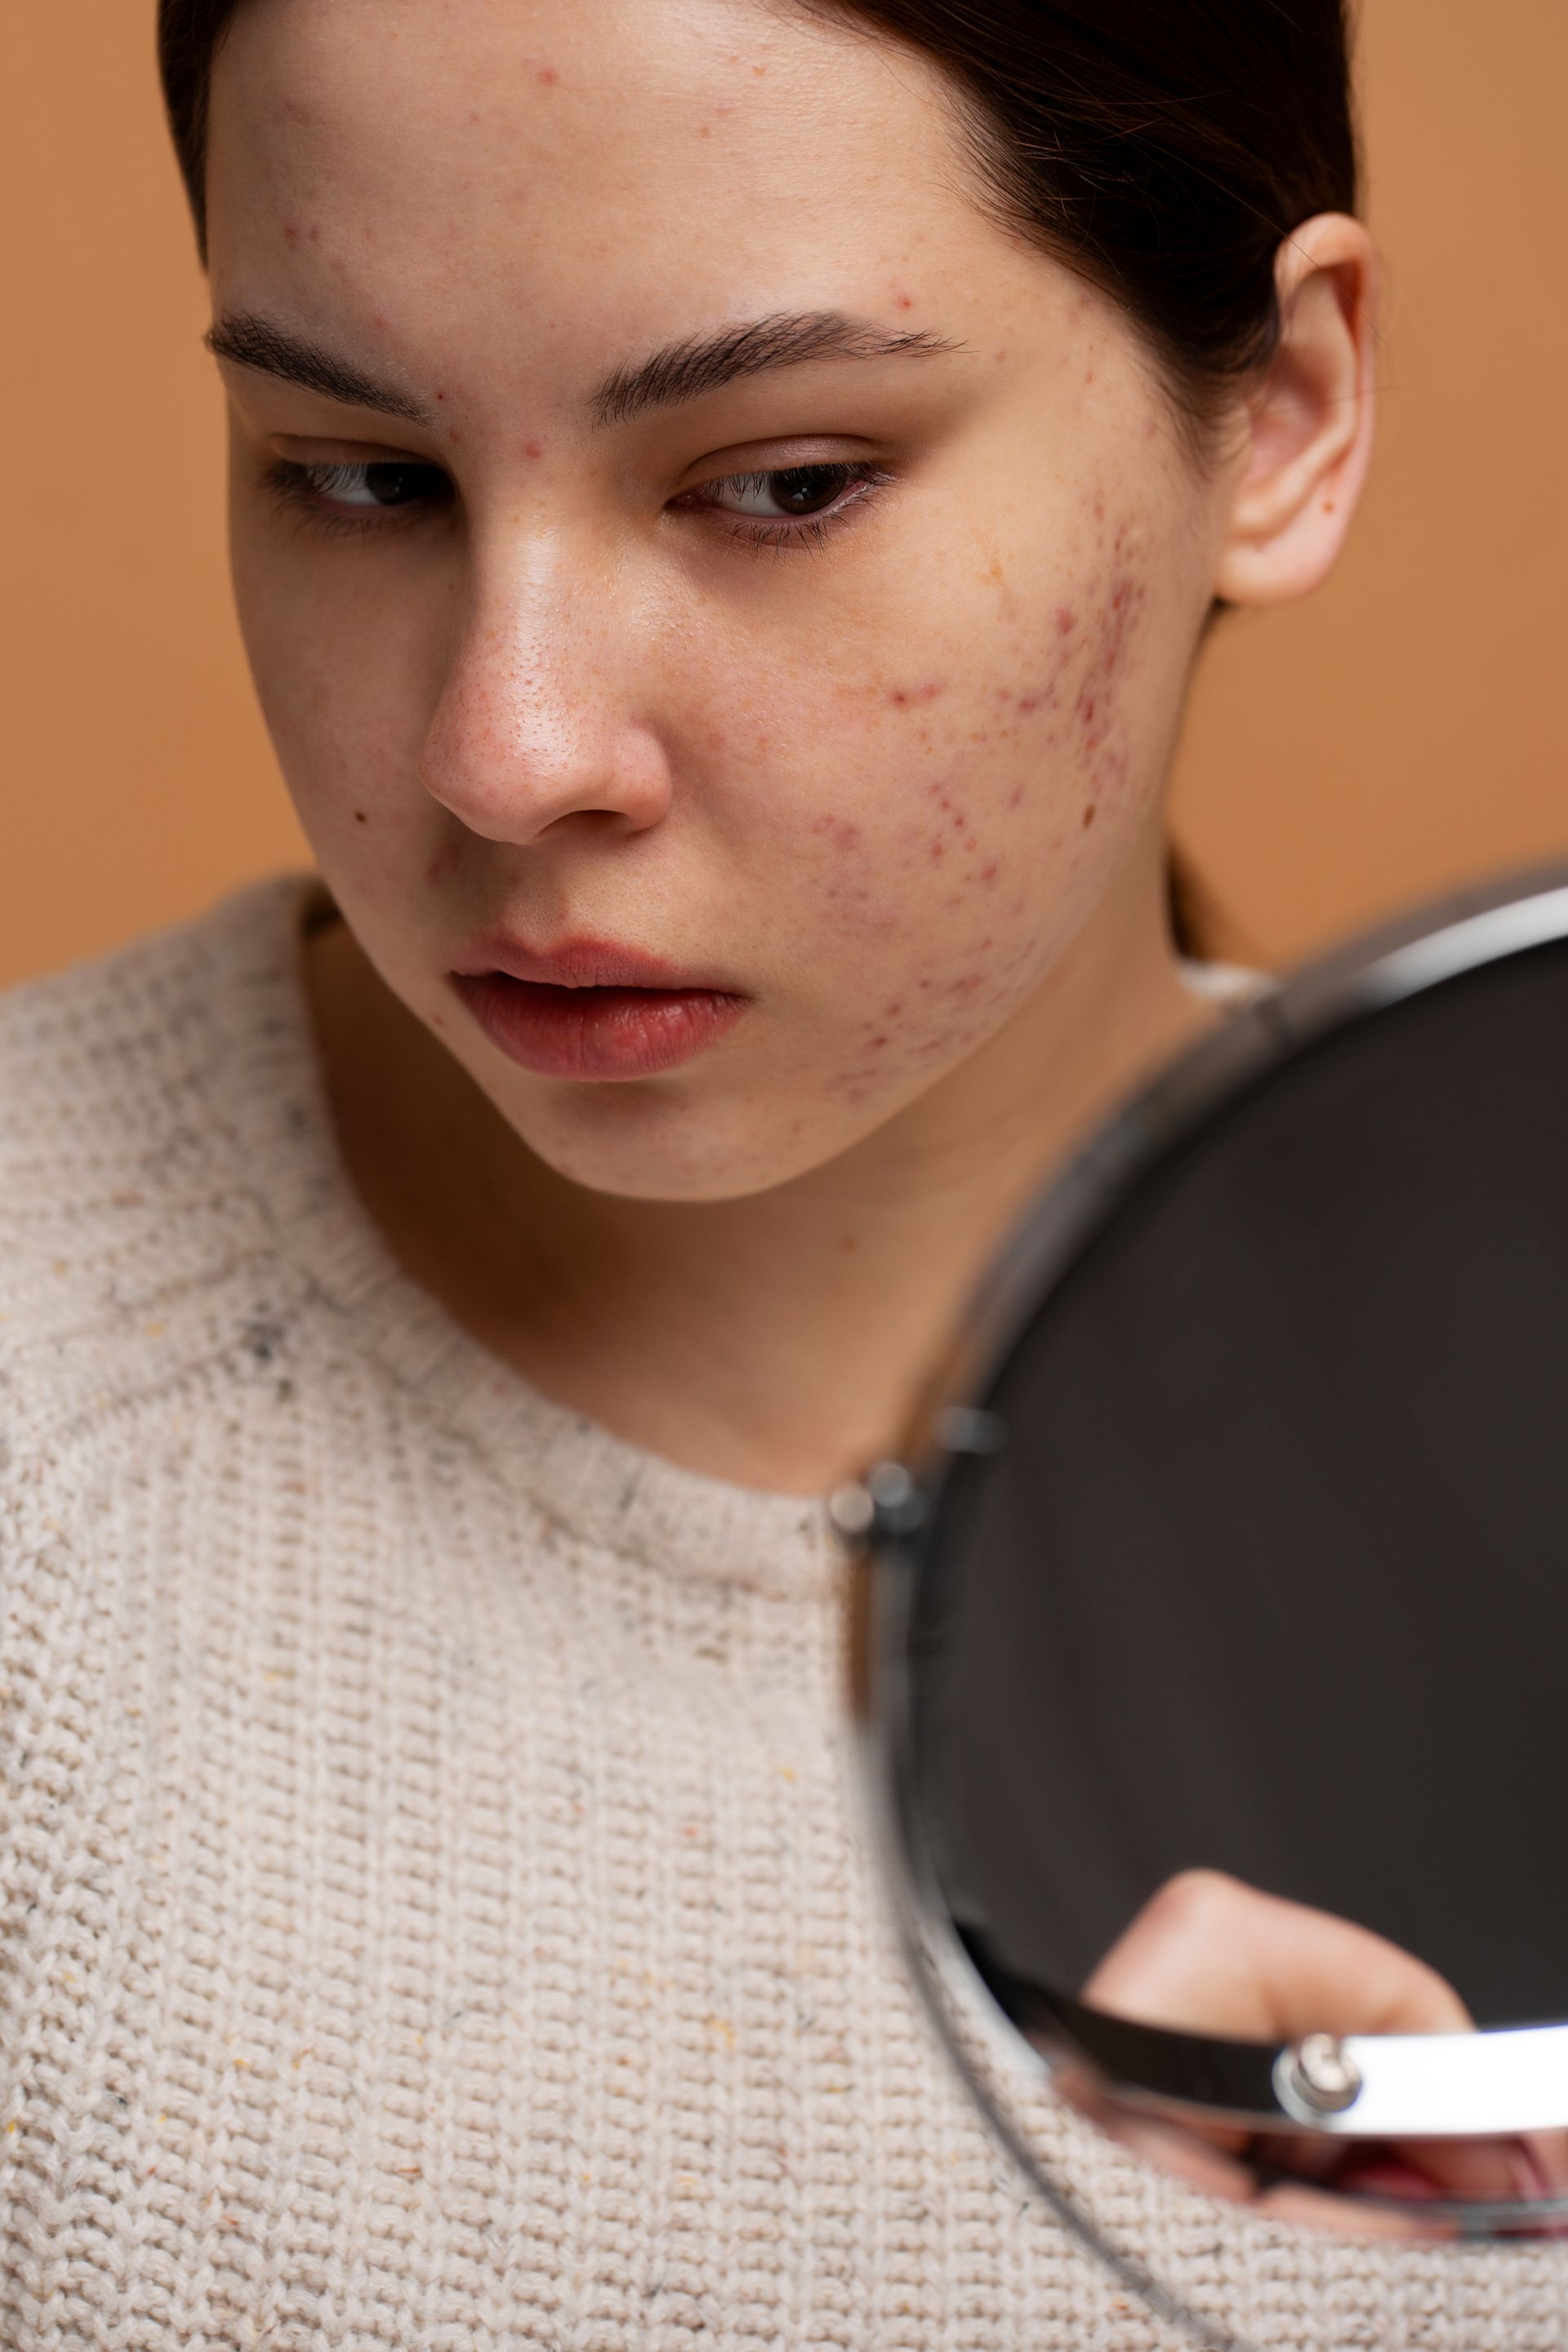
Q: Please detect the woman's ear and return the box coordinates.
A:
[1213,212,1379,607]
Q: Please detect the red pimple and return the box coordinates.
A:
[929,840,946,862]
[895,293,914,310]
[523,439,545,460]
[283,222,298,243]
[981,862,1000,884]
[536,64,559,85]
[1054,605,1076,636]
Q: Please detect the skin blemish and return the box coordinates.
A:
[536,64,559,85]
[887,681,945,707]
[354,809,368,824]
[283,222,299,244]
[1054,606,1076,637]
[980,862,1000,885]
[1082,804,1097,828]
[523,439,546,461]
[895,293,915,311]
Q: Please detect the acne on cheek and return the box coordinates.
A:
[819,526,1152,1111]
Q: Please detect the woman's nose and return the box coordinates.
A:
[419,570,672,844]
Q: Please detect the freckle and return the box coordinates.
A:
[354,809,368,824]
[698,122,712,136]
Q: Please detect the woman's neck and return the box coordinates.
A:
[302,848,1216,1494]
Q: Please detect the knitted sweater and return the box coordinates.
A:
[0,871,1557,2351]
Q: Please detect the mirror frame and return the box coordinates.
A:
[838,858,1568,2253]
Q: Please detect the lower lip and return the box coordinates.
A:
[449,972,747,1080]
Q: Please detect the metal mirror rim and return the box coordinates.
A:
[838,858,1568,2252]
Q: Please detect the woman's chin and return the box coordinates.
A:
[502,1091,879,1206]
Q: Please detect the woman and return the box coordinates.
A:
[0,1,1394,2343]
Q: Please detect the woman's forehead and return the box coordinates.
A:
[207,0,976,272]
[202,0,1094,422]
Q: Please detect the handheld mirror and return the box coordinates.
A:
[839,863,1568,2345]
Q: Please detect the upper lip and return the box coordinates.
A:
[452,933,737,992]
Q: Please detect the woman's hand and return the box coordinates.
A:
[1058,1869,1568,2229]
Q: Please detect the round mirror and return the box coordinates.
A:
[843,863,1568,2343]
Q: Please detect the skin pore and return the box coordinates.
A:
[205,0,1376,1493]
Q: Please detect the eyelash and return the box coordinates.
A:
[259,455,894,551]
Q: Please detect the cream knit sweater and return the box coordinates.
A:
[1,871,1559,2351]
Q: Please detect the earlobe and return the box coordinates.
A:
[1213,213,1379,608]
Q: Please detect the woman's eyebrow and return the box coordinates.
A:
[205,314,430,422]
[588,311,963,427]
[203,307,961,430]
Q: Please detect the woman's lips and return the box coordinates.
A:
[448,970,747,1080]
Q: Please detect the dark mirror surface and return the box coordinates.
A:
[915,933,1568,2041]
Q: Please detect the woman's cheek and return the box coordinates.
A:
[234,541,439,871]
[792,532,1159,1111]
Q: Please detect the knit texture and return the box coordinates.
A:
[0,871,1561,2350]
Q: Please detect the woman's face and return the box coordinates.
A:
[208,0,1234,1200]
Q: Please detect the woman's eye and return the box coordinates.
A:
[682,461,891,541]
[264,456,451,526]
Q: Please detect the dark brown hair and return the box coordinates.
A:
[157,0,1359,952]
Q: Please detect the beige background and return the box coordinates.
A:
[2,1,1563,987]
